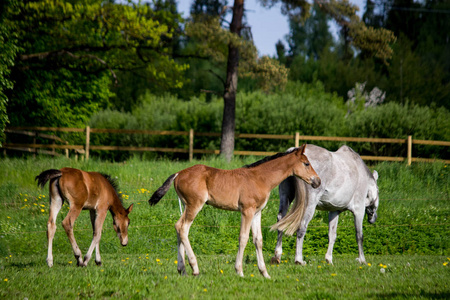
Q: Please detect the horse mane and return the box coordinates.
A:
[243,148,297,169]
[100,173,123,204]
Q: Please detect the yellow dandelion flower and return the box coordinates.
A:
[250,274,254,277]
[331,273,337,276]
[24,199,27,202]
[318,266,321,268]
[220,270,223,274]
[41,209,45,212]
[40,204,45,207]
[443,262,448,266]
[174,260,178,264]
[69,261,72,264]
[4,279,8,282]
[164,276,167,280]
[7,216,10,219]
[296,278,299,282]
[383,265,387,268]
[253,264,257,267]
[203,289,207,292]
[368,263,371,267]
[101,269,104,272]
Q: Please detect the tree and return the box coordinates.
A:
[3,0,188,127]
[186,0,288,161]
[0,0,19,146]
[286,3,334,62]
[189,0,395,161]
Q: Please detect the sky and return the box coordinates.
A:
[177,0,366,57]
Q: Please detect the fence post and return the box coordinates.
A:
[33,131,37,158]
[295,132,299,148]
[407,135,412,166]
[85,126,90,161]
[189,128,194,162]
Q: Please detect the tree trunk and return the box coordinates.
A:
[220,0,244,162]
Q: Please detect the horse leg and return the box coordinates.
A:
[353,210,367,264]
[47,180,63,267]
[175,203,203,276]
[294,206,316,265]
[235,208,255,277]
[271,181,292,265]
[251,210,270,278]
[325,211,341,265]
[176,231,186,275]
[61,206,83,266]
[83,210,107,266]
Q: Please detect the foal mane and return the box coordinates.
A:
[100,173,123,205]
[243,148,296,169]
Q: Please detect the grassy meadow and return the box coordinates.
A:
[0,156,449,299]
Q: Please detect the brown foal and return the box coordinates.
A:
[149,145,320,278]
[36,168,133,267]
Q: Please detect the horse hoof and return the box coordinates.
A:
[270,257,280,265]
[295,261,306,266]
[95,260,102,266]
[192,272,199,277]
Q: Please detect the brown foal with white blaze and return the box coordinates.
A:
[149,145,320,278]
[36,168,133,267]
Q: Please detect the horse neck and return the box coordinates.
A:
[109,195,126,216]
[249,153,296,190]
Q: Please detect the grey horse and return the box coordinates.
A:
[271,144,379,265]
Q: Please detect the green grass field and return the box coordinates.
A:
[0,156,449,299]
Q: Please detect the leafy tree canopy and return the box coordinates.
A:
[260,0,396,63]
[4,0,188,127]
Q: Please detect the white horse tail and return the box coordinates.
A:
[271,180,307,236]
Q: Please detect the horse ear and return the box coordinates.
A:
[126,204,134,214]
[300,144,306,155]
[373,170,378,181]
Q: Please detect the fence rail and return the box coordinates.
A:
[2,126,450,164]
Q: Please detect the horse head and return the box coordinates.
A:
[293,145,321,189]
[365,170,379,224]
[113,204,134,246]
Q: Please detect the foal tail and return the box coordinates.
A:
[271,180,308,236]
[35,169,62,188]
[148,173,178,206]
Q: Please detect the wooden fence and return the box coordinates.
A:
[2,126,450,164]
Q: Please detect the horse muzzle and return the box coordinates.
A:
[368,212,377,224]
[311,177,321,189]
[120,236,128,246]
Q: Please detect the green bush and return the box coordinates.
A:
[88,82,449,160]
